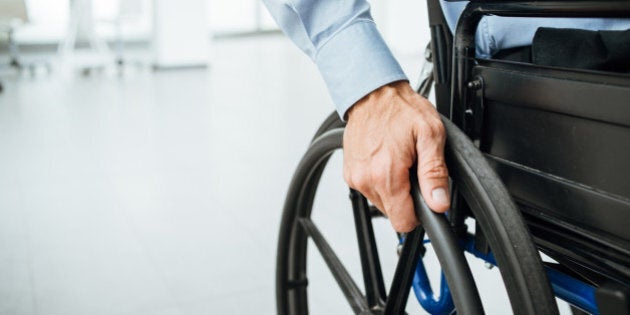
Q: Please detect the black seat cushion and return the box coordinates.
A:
[532,27,630,72]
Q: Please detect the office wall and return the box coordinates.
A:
[371,0,431,55]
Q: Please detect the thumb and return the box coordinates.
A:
[416,137,450,213]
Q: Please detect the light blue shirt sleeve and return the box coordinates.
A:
[262,0,408,118]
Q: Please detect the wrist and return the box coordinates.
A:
[347,80,416,120]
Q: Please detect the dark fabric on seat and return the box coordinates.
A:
[532,27,630,73]
[492,46,532,63]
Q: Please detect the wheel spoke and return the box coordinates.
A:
[298,218,371,314]
[384,225,425,315]
[350,189,388,309]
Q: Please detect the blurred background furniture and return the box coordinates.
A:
[57,0,113,74]
[97,0,146,70]
[0,0,29,92]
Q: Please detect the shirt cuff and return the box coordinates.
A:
[314,20,408,119]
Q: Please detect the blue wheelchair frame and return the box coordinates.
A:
[409,234,599,314]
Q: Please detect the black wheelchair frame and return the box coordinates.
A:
[276,0,630,314]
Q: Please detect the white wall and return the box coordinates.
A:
[370,0,431,55]
[206,0,276,33]
[152,0,209,68]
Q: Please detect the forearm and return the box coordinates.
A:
[262,0,408,118]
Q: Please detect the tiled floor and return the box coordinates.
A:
[0,36,571,314]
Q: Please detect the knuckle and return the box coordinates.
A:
[343,166,353,186]
[419,118,446,140]
[371,168,387,186]
[432,121,446,138]
[350,172,370,191]
[421,160,449,180]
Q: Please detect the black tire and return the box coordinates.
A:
[311,111,346,142]
[276,113,558,314]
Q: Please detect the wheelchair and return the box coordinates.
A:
[276,0,630,314]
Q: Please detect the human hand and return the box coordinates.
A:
[343,80,450,232]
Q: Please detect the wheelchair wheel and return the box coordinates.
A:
[276,113,558,314]
[310,111,346,141]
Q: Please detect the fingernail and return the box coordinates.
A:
[432,188,449,205]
